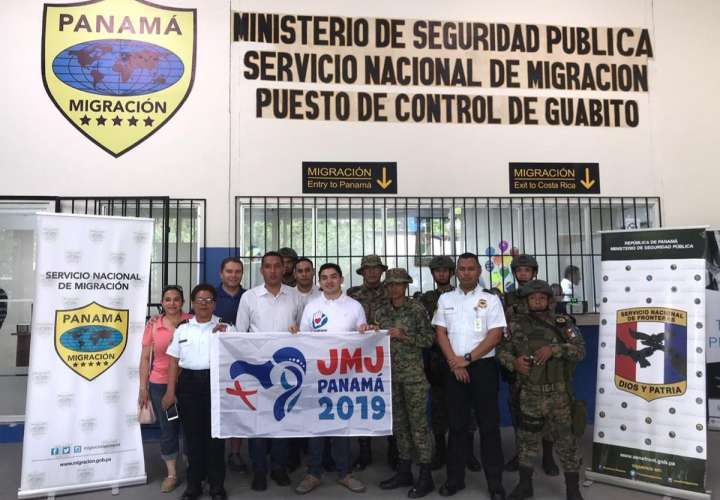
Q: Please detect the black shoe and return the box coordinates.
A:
[438,482,465,497]
[379,459,414,490]
[504,454,519,472]
[408,463,435,498]
[270,469,291,486]
[565,471,585,500]
[542,439,560,477]
[180,488,202,500]
[353,437,372,470]
[509,466,533,500]
[209,489,228,500]
[431,433,446,471]
[251,474,268,491]
[387,436,399,471]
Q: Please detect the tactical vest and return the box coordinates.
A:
[523,315,568,386]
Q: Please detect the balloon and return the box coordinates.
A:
[499,240,509,252]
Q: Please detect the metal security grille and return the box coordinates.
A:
[57,197,206,310]
[235,196,661,313]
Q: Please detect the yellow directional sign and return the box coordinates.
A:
[509,163,600,194]
[303,162,398,194]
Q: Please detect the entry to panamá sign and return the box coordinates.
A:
[42,0,196,157]
[303,162,398,194]
[509,162,600,194]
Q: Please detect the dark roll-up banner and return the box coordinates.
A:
[587,228,711,500]
[706,230,720,431]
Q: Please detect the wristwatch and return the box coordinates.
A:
[464,352,472,363]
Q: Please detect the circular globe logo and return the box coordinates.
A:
[52,38,184,97]
[59,325,124,352]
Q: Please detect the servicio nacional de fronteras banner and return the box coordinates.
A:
[19,213,153,499]
[211,332,392,438]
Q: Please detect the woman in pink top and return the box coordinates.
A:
[139,285,192,493]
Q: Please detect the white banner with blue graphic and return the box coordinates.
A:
[19,213,153,499]
[211,331,392,438]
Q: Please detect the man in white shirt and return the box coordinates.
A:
[432,253,507,500]
[294,263,368,495]
[294,257,322,306]
[235,251,303,491]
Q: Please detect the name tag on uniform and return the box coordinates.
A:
[474,318,485,332]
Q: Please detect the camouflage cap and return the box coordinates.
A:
[511,254,538,271]
[428,255,455,271]
[384,268,413,285]
[519,279,554,297]
[278,247,298,260]
[356,254,388,275]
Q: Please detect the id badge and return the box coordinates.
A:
[474,317,485,332]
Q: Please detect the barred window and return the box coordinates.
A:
[236,196,660,313]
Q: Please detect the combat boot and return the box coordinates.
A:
[541,439,559,476]
[504,454,519,472]
[408,463,435,498]
[379,459,414,489]
[431,433,446,470]
[508,466,533,500]
[387,435,399,470]
[353,437,372,470]
[564,471,585,500]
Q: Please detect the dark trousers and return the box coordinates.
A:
[177,369,225,494]
[248,438,288,474]
[307,437,351,478]
[445,357,504,490]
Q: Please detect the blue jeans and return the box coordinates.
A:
[149,382,180,460]
[248,438,288,474]
[307,437,351,478]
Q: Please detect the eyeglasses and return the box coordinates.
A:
[193,297,215,304]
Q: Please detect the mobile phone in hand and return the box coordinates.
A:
[165,403,179,421]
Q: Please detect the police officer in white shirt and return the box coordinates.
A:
[432,253,507,500]
[235,251,303,491]
[293,263,369,495]
[164,284,227,500]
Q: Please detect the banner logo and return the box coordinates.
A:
[227,347,307,421]
[55,302,128,381]
[42,0,196,157]
[615,307,688,401]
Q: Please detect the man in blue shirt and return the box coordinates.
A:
[215,257,247,472]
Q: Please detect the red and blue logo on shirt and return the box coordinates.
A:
[312,311,329,330]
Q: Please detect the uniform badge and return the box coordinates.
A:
[555,316,566,325]
[42,0,197,157]
[55,301,128,381]
[475,299,488,310]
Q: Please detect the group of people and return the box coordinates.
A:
[138,247,587,500]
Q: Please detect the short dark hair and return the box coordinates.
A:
[190,283,217,301]
[318,263,343,278]
[295,257,314,270]
[220,256,243,271]
[457,252,480,266]
[162,285,184,302]
[261,251,283,267]
[564,265,580,279]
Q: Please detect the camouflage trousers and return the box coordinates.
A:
[393,380,433,463]
[509,381,552,440]
[517,388,581,472]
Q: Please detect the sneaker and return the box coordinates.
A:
[337,474,366,493]
[295,474,321,495]
[160,475,178,493]
[227,452,247,472]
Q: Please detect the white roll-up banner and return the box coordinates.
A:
[211,331,392,438]
[590,227,709,499]
[19,213,153,499]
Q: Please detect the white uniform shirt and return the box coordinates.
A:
[235,283,303,332]
[296,285,322,310]
[166,315,221,370]
[300,292,367,333]
[432,285,506,358]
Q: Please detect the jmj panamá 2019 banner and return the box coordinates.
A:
[19,213,153,499]
[590,227,709,499]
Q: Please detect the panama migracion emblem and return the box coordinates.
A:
[614,307,687,402]
[42,0,196,157]
[55,302,128,381]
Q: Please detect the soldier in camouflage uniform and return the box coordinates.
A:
[503,255,559,476]
[498,280,585,500]
[347,254,393,469]
[417,256,482,472]
[373,269,435,498]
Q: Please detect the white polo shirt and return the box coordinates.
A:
[300,292,367,333]
[432,285,506,358]
[166,315,221,370]
[235,283,303,332]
